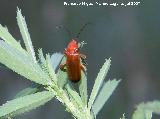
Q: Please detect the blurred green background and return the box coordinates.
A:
[0,0,160,119]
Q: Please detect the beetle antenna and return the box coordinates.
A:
[56,25,72,40]
[76,22,91,39]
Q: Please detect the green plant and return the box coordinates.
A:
[1,8,160,119]
[0,8,120,119]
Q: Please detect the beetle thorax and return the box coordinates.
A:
[65,39,78,55]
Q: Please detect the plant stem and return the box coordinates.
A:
[60,91,92,119]
[48,84,93,119]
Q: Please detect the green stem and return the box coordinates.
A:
[47,84,93,119]
[61,91,92,119]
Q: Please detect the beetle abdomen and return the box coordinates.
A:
[66,54,81,82]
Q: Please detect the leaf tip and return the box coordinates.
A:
[17,7,21,14]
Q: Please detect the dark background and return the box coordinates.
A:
[0,0,160,119]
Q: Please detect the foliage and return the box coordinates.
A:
[0,7,146,119]
[0,91,54,118]
[132,101,160,119]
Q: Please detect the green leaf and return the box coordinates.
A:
[57,70,68,88]
[0,24,25,54]
[0,40,50,85]
[92,79,121,115]
[38,49,46,65]
[66,84,83,108]
[51,53,63,71]
[14,84,42,98]
[17,8,36,63]
[0,91,54,118]
[57,56,67,88]
[79,71,88,106]
[46,54,57,83]
[132,101,160,119]
[88,58,111,110]
[38,48,48,74]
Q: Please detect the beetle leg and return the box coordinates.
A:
[60,63,67,72]
[80,53,87,66]
[81,64,86,72]
[80,53,86,59]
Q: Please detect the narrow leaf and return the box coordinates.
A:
[0,24,25,54]
[51,53,63,71]
[46,54,57,82]
[38,48,48,75]
[57,70,68,88]
[38,49,46,66]
[132,101,160,119]
[57,56,67,88]
[66,84,83,107]
[79,71,88,106]
[88,58,111,109]
[0,91,54,118]
[92,79,121,115]
[14,84,42,98]
[0,40,50,85]
[17,8,36,63]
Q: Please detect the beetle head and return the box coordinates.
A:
[65,39,79,55]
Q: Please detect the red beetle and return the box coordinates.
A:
[60,39,86,83]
